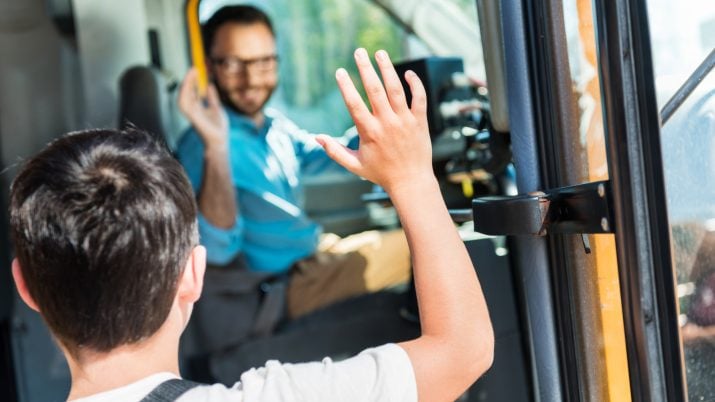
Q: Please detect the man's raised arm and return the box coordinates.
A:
[318,48,494,402]
[178,69,238,229]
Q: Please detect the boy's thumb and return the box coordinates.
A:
[316,135,362,176]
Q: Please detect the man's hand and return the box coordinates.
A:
[317,48,433,194]
[178,68,237,229]
[178,68,229,150]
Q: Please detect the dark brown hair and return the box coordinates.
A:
[9,128,198,355]
[202,4,275,52]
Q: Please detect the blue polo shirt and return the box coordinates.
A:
[177,107,358,273]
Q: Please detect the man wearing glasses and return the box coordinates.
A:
[176,5,412,325]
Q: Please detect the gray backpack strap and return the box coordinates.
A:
[139,379,202,402]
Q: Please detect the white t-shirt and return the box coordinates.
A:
[71,344,417,402]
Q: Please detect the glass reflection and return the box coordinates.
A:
[661,73,715,400]
[647,0,715,398]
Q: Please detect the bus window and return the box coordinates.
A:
[197,0,480,136]
[648,0,715,399]
[197,0,404,136]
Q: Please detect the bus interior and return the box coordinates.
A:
[1,0,714,401]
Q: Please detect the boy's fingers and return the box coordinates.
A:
[405,70,428,120]
[336,68,373,127]
[354,48,390,115]
[316,135,363,176]
[375,50,407,113]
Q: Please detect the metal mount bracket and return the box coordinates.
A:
[471,180,614,236]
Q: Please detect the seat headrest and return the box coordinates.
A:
[118,65,173,147]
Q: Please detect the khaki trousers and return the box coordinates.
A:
[287,229,412,319]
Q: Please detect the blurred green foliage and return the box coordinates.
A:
[269,0,405,134]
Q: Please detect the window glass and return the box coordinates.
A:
[648,1,715,399]
[647,1,715,107]
[199,0,482,136]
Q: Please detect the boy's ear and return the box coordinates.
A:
[177,245,206,304]
[11,259,40,312]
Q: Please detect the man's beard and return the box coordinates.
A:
[215,83,275,118]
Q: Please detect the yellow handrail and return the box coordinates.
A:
[185,0,208,97]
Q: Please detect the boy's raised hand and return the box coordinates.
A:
[317,48,434,194]
[322,49,494,402]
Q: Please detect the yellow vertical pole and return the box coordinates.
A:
[186,0,208,97]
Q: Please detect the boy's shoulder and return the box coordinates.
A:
[179,344,416,402]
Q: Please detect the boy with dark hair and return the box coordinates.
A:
[11,50,493,401]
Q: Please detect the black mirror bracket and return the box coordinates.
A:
[471,180,614,237]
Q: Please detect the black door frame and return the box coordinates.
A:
[498,0,686,400]
[499,0,566,400]
[593,0,685,400]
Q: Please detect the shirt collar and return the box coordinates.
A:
[69,372,179,401]
[225,107,274,136]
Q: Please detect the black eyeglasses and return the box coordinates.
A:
[210,54,279,75]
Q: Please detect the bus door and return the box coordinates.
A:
[473,0,712,400]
